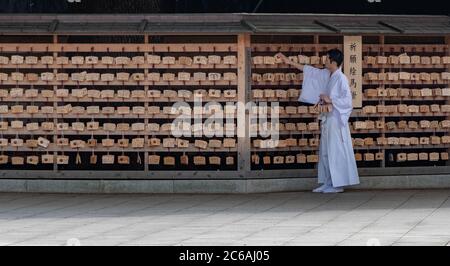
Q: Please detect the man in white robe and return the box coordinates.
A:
[276,49,360,193]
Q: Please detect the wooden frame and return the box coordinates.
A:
[0,30,448,179]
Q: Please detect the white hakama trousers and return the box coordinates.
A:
[317,112,360,188]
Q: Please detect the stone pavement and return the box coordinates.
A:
[0,189,449,246]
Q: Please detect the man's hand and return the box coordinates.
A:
[275,52,304,71]
[320,94,332,104]
[275,52,291,65]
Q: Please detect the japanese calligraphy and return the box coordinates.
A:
[344,36,362,108]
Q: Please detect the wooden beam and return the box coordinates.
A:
[314,20,340,33]
[48,19,59,33]
[240,19,257,32]
[378,21,404,34]
[138,19,148,33]
[0,43,237,53]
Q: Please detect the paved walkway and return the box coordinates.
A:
[0,189,449,246]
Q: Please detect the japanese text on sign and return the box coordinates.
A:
[344,36,362,108]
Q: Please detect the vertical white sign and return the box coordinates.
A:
[344,36,363,108]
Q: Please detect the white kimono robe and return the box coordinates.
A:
[299,65,360,187]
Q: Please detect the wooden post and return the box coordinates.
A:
[237,34,251,176]
[380,35,386,168]
[144,34,149,172]
[52,34,58,172]
[444,35,450,166]
[314,35,319,172]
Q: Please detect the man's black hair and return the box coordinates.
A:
[327,48,344,67]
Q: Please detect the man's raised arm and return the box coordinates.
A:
[275,52,304,71]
